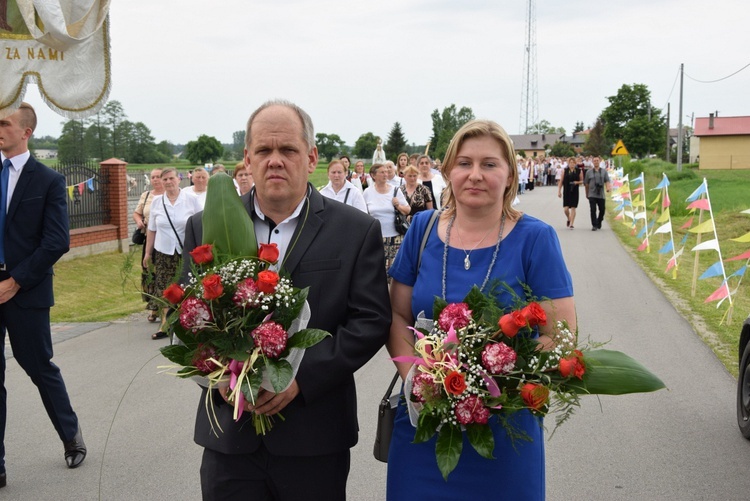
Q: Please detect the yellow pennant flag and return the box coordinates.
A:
[731,231,750,243]
[67,185,75,201]
[656,208,671,224]
[650,191,662,206]
[688,218,715,234]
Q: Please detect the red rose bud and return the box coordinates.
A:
[189,244,214,265]
[521,302,547,327]
[258,243,280,264]
[498,310,526,337]
[257,270,280,294]
[521,382,549,411]
[163,283,185,304]
[444,370,467,396]
[202,274,224,300]
[559,350,586,380]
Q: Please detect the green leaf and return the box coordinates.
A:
[160,344,191,365]
[432,296,448,321]
[436,424,463,481]
[264,358,293,393]
[202,173,257,258]
[562,349,666,395]
[466,423,495,460]
[414,412,441,443]
[287,328,331,350]
[241,370,263,404]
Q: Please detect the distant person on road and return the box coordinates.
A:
[320,159,368,213]
[184,167,208,209]
[350,160,370,191]
[0,102,87,486]
[558,157,583,229]
[584,156,611,231]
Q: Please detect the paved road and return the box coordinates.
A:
[3,185,749,500]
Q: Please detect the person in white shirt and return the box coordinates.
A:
[183,167,208,209]
[363,163,410,271]
[385,161,403,188]
[320,159,368,213]
[143,167,201,339]
[417,155,446,209]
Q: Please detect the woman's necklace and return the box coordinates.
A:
[443,213,506,300]
[452,221,497,270]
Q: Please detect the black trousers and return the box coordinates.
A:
[589,197,605,228]
[200,445,350,501]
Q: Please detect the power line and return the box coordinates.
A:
[658,66,681,114]
[684,62,750,83]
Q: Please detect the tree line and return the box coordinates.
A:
[49,83,678,166]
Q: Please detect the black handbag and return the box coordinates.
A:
[393,187,410,236]
[132,228,146,245]
[373,372,401,463]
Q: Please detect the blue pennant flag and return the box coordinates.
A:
[730,265,747,278]
[87,178,95,191]
[679,234,689,245]
[653,174,670,190]
[658,240,674,254]
[699,261,724,280]
[686,180,707,202]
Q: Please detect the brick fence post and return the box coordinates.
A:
[100,158,129,252]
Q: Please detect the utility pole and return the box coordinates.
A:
[665,102,670,163]
[519,0,538,134]
[677,63,684,172]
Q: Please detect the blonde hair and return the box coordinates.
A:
[441,119,520,221]
[402,165,419,176]
[327,159,345,173]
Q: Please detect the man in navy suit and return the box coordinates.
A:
[0,102,86,488]
[182,100,391,500]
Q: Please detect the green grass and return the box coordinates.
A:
[609,161,750,376]
[51,250,144,323]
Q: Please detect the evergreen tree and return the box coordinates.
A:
[583,117,609,157]
[385,122,407,162]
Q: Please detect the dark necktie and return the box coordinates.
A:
[0,159,10,263]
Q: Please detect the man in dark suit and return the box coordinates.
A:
[0,103,86,488]
[182,100,391,500]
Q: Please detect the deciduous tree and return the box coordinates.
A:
[185,135,224,164]
[430,105,474,160]
[352,132,379,159]
[315,132,346,161]
[583,117,608,157]
[524,119,565,135]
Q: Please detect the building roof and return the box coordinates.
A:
[509,133,563,151]
[694,116,750,137]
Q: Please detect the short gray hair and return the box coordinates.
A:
[245,99,315,151]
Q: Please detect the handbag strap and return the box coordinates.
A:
[140,190,150,227]
[417,210,440,270]
[162,194,184,252]
[382,371,400,400]
[392,187,400,215]
[343,188,350,205]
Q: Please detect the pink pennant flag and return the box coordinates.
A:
[637,239,648,251]
[687,199,710,211]
[77,183,84,195]
[632,187,643,194]
[663,191,671,208]
[666,258,677,272]
[615,212,623,220]
[621,192,631,199]
[704,283,729,303]
[726,250,750,262]
[680,217,694,230]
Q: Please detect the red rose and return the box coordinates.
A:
[559,350,586,380]
[521,302,547,327]
[444,371,467,396]
[163,283,185,304]
[258,243,280,264]
[202,274,224,300]
[498,310,526,337]
[520,382,549,411]
[257,270,280,294]
[189,244,214,265]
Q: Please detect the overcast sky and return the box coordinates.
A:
[23,0,750,150]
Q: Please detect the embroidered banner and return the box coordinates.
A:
[0,0,111,118]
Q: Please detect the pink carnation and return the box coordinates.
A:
[437,303,472,332]
[232,277,261,307]
[482,342,517,375]
[179,297,213,332]
[454,395,489,425]
[251,322,288,358]
[192,344,219,374]
[411,372,440,403]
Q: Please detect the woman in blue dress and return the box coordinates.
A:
[387,120,577,500]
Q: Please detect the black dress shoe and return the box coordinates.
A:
[0,471,6,488]
[63,427,87,469]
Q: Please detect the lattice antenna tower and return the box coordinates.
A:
[519,0,538,134]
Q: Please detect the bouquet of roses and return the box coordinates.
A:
[394,285,665,480]
[158,174,330,435]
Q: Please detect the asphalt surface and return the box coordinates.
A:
[2,185,749,500]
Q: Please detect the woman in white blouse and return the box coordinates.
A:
[320,159,368,213]
[184,167,209,208]
[363,163,410,272]
[143,167,202,340]
[417,154,446,209]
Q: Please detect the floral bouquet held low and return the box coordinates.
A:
[394,286,666,480]
[158,174,330,435]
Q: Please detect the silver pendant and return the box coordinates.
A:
[464,255,471,270]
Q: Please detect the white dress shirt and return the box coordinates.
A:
[148,189,202,255]
[319,180,368,213]
[0,151,31,211]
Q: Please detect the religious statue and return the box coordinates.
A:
[372,139,386,165]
